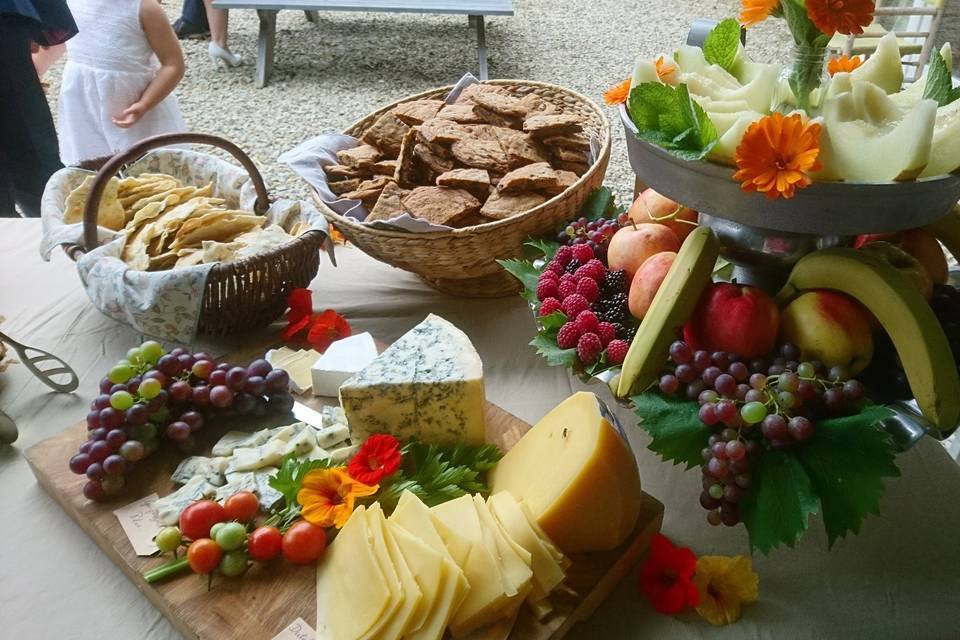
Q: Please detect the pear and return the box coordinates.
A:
[848,32,904,94]
[919,99,960,178]
[890,43,953,109]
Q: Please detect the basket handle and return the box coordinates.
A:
[80,132,271,253]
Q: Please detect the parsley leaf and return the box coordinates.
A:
[627,82,718,161]
[739,449,820,554]
[923,51,960,106]
[796,406,898,547]
[703,18,741,71]
[267,454,335,527]
[632,393,711,469]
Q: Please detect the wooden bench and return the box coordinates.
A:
[211,0,514,87]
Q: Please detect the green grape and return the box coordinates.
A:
[140,340,164,364]
[126,347,143,364]
[110,390,134,411]
[219,550,249,577]
[210,522,227,540]
[708,484,724,500]
[138,377,161,400]
[155,526,182,553]
[778,391,796,409]
[796,362,815,379]
[740,401,768,425]
[215,522,247,551]
[108,363,134,384]
[132,422,157,441]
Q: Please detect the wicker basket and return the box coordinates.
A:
[67,133,326,336]
[311,80,611,297]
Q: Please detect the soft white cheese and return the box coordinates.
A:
[311,332,378,397]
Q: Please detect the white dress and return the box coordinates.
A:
[58,0,186,165]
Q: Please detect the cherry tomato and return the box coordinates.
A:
[179,500,226,540]
[282,521,327,565]
[248,526,283,562]
[223,491,259,523]
[187,538,222,574]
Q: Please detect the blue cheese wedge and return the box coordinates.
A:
[268,349,321,394]
[171,456,229,487]
[267,422,304,444]
[217,471,259,502]
[298,446,331,463]
[220,470,285,511]
[212,428,271,457]
[321,405,348,428]
[226,440,286,472]
[329,443,360,463]
[153,476,218,525]
[311,332,378,397]
[338,314,486,446]
[315,423,350,449]
[284,427,316,456]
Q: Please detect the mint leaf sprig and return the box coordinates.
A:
[703,18,742,71]
[628,82,718,161]
[922,51,960,106]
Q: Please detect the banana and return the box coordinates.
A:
[776,248,960,433]
[924,205,960,265]
[617,226,720,398]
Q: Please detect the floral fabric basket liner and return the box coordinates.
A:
[39,148,333,343]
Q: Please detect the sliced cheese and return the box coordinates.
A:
[326,506,392,640]
[283,427,316,457]
[311,332,378,397]
[211,428,271,457]
[472,495,532,597]
[489,392,643,553]
[315,423,350,449]
[225,439,286,472]
[329,443,360,464]
[386,521,444,635]
[365,504,415,639]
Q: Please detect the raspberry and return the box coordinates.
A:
[577,332,603,363]
[544,261,565,276]
[538,269,559,283]
[539,297,562,316]
[571,244,594,263]
[606,339,630,365]
[575,310,600,334]
[554,245,574,266]
[556,322,581,349]
[536,279,559,302]
[557,278,577,300]
[583,259,607,281]
[597,322,616,346]
[575,277,599,302]
[561,293,590,318]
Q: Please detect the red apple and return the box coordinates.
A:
[607,223,680,281]
[897,229,948,285]
[628,188,699,242]
[853,232,898,249]
[628,251,677,321]
[683,283,780,359]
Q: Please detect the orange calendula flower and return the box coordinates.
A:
[603,78,631,105]
[806,0,875,36]
[740,0,779,27]
[827,54,863,75]
[693,555,759,626]
[296,467,378,528]
[655,56,677,82]
[733,112,822,200]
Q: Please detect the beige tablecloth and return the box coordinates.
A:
[2,219,960,639]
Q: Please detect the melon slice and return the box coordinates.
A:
[684,64,779,112]
[707,113,762,166]
[630,58,661,89]
[706,109,764,136]
[697,98,752,113]
[731,44,782,85]
[919,99,960,178]
[890,43,953,109]
[674,45,741,90]
[848,32,904,94]
[824,72,854,101]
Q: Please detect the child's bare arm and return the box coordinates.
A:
[113,0,186,128]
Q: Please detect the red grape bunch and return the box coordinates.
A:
[68,341,294,502]
[555,213,629,262]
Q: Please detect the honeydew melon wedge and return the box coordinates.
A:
[848,32,904,94]
[823,72,854,101]
[818,87,937,181]
[707,113,763,165]
[706,109,764,137]
[852,81,906,125]
[730,44,782,84]
[674,45,741,90]
[919,99,960,178]
[630,58,661,89]
[890,43,953,109]
[684,64,779,113]
[696,98,752,113]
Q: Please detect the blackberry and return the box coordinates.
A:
[564,258,582,275]
[601,269,629,297]
[595,293,629,325]
[619,322,638,341]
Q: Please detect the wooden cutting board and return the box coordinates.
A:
[26,396,663,640]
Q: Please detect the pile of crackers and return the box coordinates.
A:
[324,83,592,227]
[64,173,296,272]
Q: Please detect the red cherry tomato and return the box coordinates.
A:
[248,525,283,562]
[179,500,226,540]
[187,538,222,574]
[224,491,259,523]
[282,521,327,565]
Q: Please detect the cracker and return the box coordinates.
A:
[436,103,485,124]
[480,191,546,220]
[329,179,360,196]
[391,99,445,125]
[472,92,530,119]
[542,132,590,151]
[335,144,382,169]
[553,147,590,164]
[435,168,490,193]
[541,170,580,196]
[393,128,420,188]
[401,187,479,226]
[501,132,550,168]
[325,164,369,180]
[522,113,582,137]
[419,119,470,145]
[453,83,507,105]
[170,212,266,251]
[366,181,407,222]
[557,160,590,176]
[63,175,126,231]
[497,162,561,194]
[413,143,454,175]
[474,105,522,130]
[360,112,410,156]
[370,160,398,176]
[450,138,510,173]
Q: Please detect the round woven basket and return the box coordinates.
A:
[310,80,611,297]
[67,132,326,336]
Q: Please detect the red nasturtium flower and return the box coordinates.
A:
[348,434,402,485]
[281,288,352,351]
[281,288,314,341]
[806,0,875,36]
[638,534,699,614]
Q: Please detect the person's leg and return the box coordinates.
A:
[0,17,63,218]
[203,0,229,49]
[182,0,209,29]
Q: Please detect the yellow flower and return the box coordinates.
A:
[693,555,759,626]
[296,467,378,528]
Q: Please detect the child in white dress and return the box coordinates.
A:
[58,0,186,165]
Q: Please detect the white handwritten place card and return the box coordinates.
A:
[113,493,161,556]
[272,617,316,640]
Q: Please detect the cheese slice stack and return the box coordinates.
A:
[339,314,486,446]
[266,347,321,394]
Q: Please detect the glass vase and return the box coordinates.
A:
[773,43,831,114]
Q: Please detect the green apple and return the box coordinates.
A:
[779,290,874,376]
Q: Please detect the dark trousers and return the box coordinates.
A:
[0,16,63,218]
[182,0,209,29]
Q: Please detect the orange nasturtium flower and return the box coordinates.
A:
[806,0,875,36]
[733,112,822,200]
[655,56,677,82]
[692,555,759,626]
[603,78,631,105]
[740,0,780,27]
[296,467,378,528]
[827,54,864,75]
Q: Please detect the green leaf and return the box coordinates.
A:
[796,406,899,547]
[530,333,579,368]
[268,453,335,513]
[498,258,540,303]
[923,51,959,106]
[703,18,741,71]
[523,238,560,261]
[628,83,677,132]
[580,187,615,221]
[539,310,567,333]
[629,82,717,161]
[739,449,819,554]
[631,393,710,469]
[676,85,718,155]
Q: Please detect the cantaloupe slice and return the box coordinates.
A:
[919,99,960,178]
[848,32,904,94]
[890,43,953,109]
